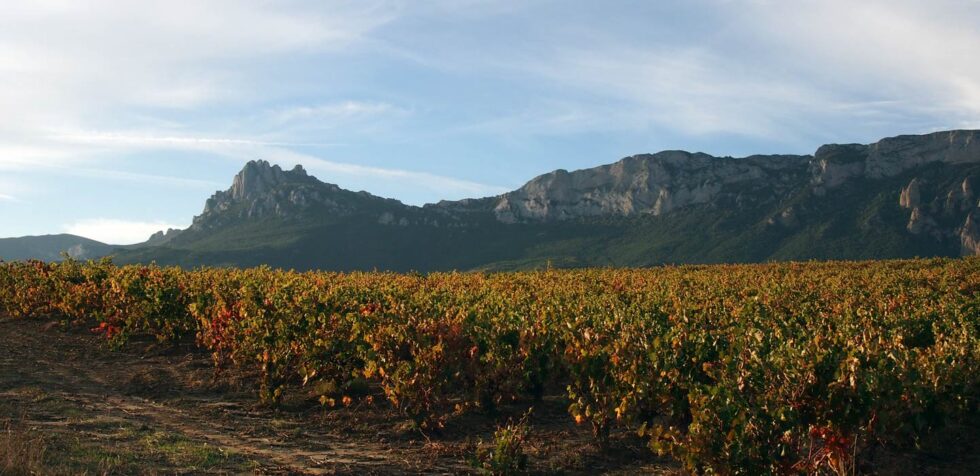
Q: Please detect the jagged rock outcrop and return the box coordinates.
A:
[810,131,980,188]
[892,172,980,248]
[963,178,976,203]
[865,130,980,178]
[202,161,324,219]
[145,228,182,246]
[189,160,408,232]
[810,144,867,188]
[907,207,936,235]
[939,180,977,215]
[899,178,922,209]
[961,212,980,256]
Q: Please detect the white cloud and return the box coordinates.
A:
[64,218,188,245]
[0,194,18,202]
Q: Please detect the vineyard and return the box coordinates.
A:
[1,257,978,474]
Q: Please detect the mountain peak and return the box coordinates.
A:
[186,160,410,233]
[230,160,314,201]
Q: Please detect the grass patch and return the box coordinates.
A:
[49,434,141,474]
[140,430,253,470]
[1,419,47,475]
[36,421,256,474]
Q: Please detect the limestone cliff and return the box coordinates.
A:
[488,152,808,223]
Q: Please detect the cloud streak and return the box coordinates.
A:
[48,130,510,200]
[42,127,508,198]
[254,147,510,199]
[272,101,404,124]
[51,131,341,149]
[408,0,980,145]
[0,0,399,165]
[67,167,225,190]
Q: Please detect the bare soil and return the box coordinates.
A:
[0,315,976,475]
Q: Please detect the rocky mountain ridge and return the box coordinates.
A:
[460,130,978,222]
[145,130,980,260]
[11,130,979,268]
[474,152,809,223]
[432,130,980,255]
[56,128,965,270]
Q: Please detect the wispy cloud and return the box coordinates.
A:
[0,154,223,189]
[67,167,225,190]
[0,177,30,204]
[51,131,340,149]
[0,144,80,170]
[0,0,398,166]
[523,46,833,143]
[255,147,510,199]
[273,101,404,124]
[407,0,980,144]
[64,218,188,245]
[0,0,397,110]
[46,129,510,200]
[740,1,980,118]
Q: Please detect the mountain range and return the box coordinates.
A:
[4,130,979,271]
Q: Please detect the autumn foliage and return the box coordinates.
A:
[1,257,978,473]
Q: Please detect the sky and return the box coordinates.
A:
[1,0,979,244]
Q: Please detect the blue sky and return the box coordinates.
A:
[1,0,979,244]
